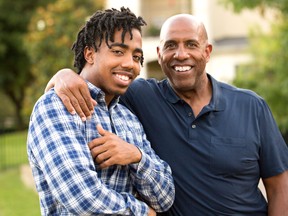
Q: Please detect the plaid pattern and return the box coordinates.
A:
[27,82,174,215]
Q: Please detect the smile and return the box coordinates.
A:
[115,74,130,81]
[174,66,192,72]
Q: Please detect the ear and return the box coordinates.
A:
[205,44,213,63]
[156,46,161,65]
[84,46,94,64]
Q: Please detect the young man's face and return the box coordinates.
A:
[84,28,143,104]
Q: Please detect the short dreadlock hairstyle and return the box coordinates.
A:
[72,7,147,73]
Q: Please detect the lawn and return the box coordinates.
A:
[0,130,40,215]
[0,167,40,216]
[0,130,28,169]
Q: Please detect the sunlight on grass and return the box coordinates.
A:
[0,130,28,169]
[0,167,40,216]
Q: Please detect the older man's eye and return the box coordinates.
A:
[133,55,142,62]
[187,42,197,48]
[165,43,176,49]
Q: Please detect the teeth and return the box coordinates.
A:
[175,66,191,72]
[116,74,129,81]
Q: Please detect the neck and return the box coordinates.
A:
[176,75,212,117]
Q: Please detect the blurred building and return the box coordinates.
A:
[105,0,274,82]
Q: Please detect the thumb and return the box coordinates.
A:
[96,124,106,136]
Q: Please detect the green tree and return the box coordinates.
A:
[220,0,288,140]
[24,0,104,115]
[0,0,55,129]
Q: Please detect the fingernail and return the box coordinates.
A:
[81,116,86,121]
[71,111,76,115]
[87,115,91,120]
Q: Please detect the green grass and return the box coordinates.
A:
[0,131,40,215]
[0,130,28,169]
[0,167,40,216]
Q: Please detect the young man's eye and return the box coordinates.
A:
[112,50,123,55]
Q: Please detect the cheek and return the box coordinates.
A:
[159,52,172,66]
[134,64,141,76]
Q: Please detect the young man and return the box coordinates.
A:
[27,7,174,216]
[47,14,288,215]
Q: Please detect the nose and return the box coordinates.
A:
[121,54,134,69]
[174,46,189,60]
[120,54,140,76]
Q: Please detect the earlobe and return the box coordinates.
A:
[84,46,94,64]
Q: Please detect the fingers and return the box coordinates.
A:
[79,87,97,117]
[89,138,113,168]
[96,124,106,136]
[51,68,96,121]
[67,84,91,121]
[59,89,77,115]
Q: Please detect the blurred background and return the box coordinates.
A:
[0,0,287,215]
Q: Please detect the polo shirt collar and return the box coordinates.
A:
[164,73,225,111]
[207,73,225,112]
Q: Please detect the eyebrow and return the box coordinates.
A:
[110,43,143,55]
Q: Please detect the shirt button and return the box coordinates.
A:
[188,112,193,117]
[192,124,196,129]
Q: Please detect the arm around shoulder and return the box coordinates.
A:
[45,68,96,120]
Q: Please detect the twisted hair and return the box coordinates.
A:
[72,7,147,73]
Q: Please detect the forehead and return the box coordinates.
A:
[113,28,142,46]
[160,17,202,43]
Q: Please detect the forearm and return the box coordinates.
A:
[267,194,288,215]
[129,151,175,212]
[264,171,288,216]
[41,141,149,215]
[267,184,288,216]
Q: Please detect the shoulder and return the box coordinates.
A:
[129,77,160,91]
[31,89,69,120]
[33,89,62,110]
[218,80,265,104]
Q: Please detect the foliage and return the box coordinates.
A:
[220,0,288,14]
[234,20,288,135]
[220,0,288,137]
[24,0,104,115]
[0,168,40,216]
[0,0,55,129]
[0,0,104,129]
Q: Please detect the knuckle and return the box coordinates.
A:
[71,99,80,107]
[78,99,86,107]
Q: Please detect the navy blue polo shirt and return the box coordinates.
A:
[120,74,288,216]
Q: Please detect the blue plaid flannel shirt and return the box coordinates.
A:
[27,82,174,215]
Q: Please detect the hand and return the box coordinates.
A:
[45,68,97,121]
[148,207,156,216]
[89,124,142,168]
